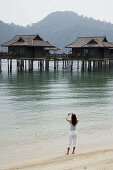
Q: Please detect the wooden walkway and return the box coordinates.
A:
[0,52,113,60]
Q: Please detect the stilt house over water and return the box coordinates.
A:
[1,35,59,58]
[66,36,113,58]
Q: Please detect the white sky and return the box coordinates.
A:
[0,0,113,26]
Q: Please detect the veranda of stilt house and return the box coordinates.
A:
[0,35,113,73]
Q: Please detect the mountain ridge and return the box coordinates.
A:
[0,11,113,52]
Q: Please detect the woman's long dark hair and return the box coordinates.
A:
[71,114,77,126]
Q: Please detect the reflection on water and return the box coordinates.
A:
[0,61,113,166]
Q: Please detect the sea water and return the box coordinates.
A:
[0,60,113,167]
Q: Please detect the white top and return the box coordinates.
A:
[70,123,77,131]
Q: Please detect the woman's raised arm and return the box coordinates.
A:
[66,113,71,123]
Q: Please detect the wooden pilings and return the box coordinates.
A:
[80,59,111,72]
[62,60,73,72]
[0,58,113,74]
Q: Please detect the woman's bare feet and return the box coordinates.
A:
[72,147,75,154]
[66,147,70,155]
[65,152,69,155]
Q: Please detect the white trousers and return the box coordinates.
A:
[67,130,77,148]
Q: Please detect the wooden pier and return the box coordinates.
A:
[0,53,113,73]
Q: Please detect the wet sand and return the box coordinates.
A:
[1,147,113,170]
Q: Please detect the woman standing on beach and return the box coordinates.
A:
[66,113,78,155]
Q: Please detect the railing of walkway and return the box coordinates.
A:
[0,52,113,60]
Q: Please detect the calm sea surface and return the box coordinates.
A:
[0,60,113,167]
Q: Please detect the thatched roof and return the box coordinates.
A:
[66,36,113,48]
[1,35,54,47]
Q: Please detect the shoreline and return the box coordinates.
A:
[1,147,113,170]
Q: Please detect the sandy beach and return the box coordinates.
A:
[1,147,113,170]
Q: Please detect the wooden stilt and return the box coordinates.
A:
[17,60,20,71]
[17,60,19,67]
[93,61,96,71]
[45,60,49,71]
[62,60,64,69]
[25,60,27,71]
[81,60,85,72]
[104,60,107,70]
[10,59,12,72]
[31,60,33,71]
[54,60,56,70]
[28,60,31,71]
[22,60,24,69]
[100,61,102,69]
[8,59,9,73]
[70,60,73,72]
[38,61,40,68]
[84,61,87,70]
[0,59,2,73]
[88,61,91,72]
[77,60,79,70]
[40,60,43,71]
[64,60,67,69]
[57,60,58,70]
[20,60,23,71]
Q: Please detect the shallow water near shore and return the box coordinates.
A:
[0,60,113,167]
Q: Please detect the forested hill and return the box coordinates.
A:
[0,11,113,52]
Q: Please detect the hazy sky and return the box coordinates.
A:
[0,0,113,26]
